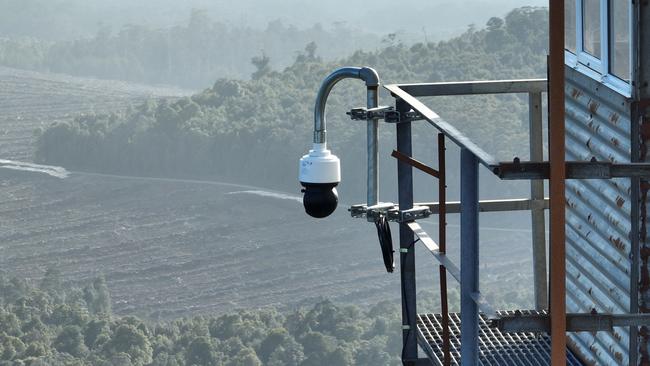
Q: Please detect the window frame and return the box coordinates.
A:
[565,0,633,97]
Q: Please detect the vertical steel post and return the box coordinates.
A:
[460,148,479,365]
[438,134,451,366]
[396,98,417,364]
[549,0,567,364]
[529,91,548,310]
[367,87,379,206]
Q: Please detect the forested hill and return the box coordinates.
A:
[0,10,379,89]
[0,272,413,365]
[35,7,548,198]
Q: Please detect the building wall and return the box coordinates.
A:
[564,67,635,365]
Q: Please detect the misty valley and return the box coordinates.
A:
[0,2,548,365]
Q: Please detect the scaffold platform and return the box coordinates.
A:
[417,312,585,366]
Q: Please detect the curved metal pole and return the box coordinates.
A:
[313,67,379,144]
[313,66,380,205]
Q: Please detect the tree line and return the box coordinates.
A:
[0,9,379,89]
[0,270,461,366]
[35,7,549,199]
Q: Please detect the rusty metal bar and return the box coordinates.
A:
[496,160,650,179]
[529,91,548,311]
[494,313,650,333]
[391,149,440,178]
[419,198,549,214]
[395,79,547,97]
[437,133,451,366]
[548,0,567,364]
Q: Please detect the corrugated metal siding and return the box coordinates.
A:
[565,67,633,365]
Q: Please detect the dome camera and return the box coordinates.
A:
[299,143,340,218]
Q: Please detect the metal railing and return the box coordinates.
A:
[383,79,549,365]
[344,75,650,365]
[369,78,650,366]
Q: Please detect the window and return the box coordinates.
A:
[566,0,577,52]
[565,0,632,94]
[582,0,601,57]
[610,1,631,80]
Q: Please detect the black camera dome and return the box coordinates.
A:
[301,182,338,218]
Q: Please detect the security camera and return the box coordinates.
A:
[299,143,340,218]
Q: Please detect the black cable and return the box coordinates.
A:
[374,216,395,272]
[400,237,420,362]
[373,217,421,361]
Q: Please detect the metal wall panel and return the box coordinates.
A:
[564,67,634,365]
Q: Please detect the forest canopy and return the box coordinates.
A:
[0,271,409,366]
[35,7,549,199]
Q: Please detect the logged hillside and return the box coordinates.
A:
[0,66,190,162]
[35,7,549,200]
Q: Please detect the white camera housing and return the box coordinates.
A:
[299,143,340,184]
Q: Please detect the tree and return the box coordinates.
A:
[266,337,304,366]
[103,324,152,366]
[185,336,218,366]
[226,347,261,366]
[54,326,87,357]
[250,54,271,80]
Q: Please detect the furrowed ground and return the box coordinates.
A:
[0,68,535,320]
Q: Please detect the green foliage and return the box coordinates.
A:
[0,272,407,365]
[35,7,548,200]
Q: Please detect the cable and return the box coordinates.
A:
[400,237,420,362]
[374,216,394,272]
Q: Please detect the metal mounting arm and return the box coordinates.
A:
[312,66,381,206]
[313,66,379,144]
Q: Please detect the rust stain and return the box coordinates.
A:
[614,351,623,362]
[641,123,650,142]
[609,236,625,251]
[610,112,620,125]
[611,137,620,147]
[588,100,600,115]
[640,111,650,364]
[616,196,625,208]
[571,87,582,99]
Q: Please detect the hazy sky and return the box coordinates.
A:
[130,0,549,39]
[1,0,548,41]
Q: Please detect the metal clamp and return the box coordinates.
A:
[347,106,423,123]
[349,203,431,222]
[347,106,393,120]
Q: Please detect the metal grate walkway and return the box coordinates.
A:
[417,312,585,366]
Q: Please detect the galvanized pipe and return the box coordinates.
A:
[529,91,548,310]
[313,66,379,143]
[548,0,567,364]
[460,148,479,365]
[312,66,380,205]
[367,87,379,206]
